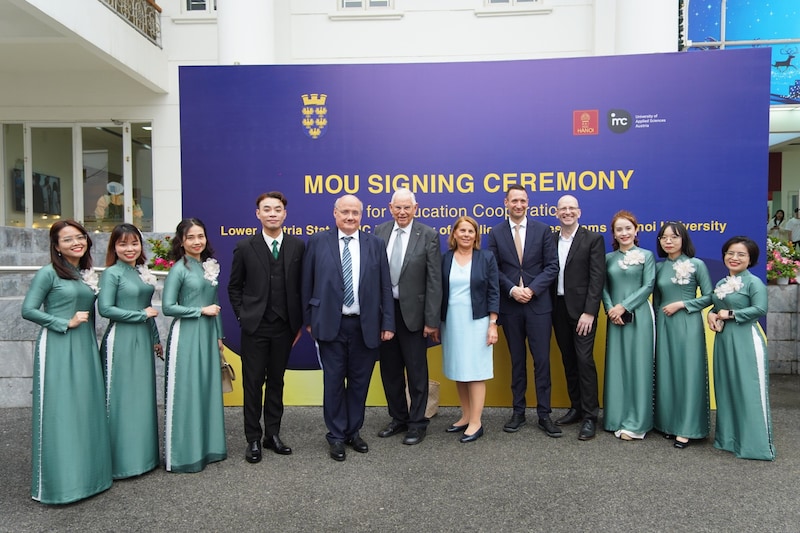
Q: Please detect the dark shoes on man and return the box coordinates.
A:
[264,434,292,455]
[245,440,262,463]
[346,436,369,453]
[377,421,408,438]
[330,436,368,461]
[402,428,425,445]
[503,413,527,433]
[538,417,563,438]
[578,418,596,441]
[329,441,346,461]
[555,408,583,426]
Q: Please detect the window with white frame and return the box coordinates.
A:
[486,0,539,5]
[186,0,216,12]
[341,0,393,9]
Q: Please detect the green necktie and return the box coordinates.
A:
[272,240,279,259]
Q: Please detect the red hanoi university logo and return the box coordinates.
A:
[573,109,599,135]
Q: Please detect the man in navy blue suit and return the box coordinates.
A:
[301,195,395,461]
[487,185,561,437]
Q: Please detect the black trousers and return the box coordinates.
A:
[552,296,600,420]
[240,318,293,443]
[378,300,430,429]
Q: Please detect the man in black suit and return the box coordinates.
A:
[301,195,395,461]
[228,191,305,463]
[551,194,605,440]
[374,189,442,446]
[487,185,561,437]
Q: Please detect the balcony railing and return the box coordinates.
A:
[99,0,162,47]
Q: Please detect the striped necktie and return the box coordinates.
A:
[342,236,354,306]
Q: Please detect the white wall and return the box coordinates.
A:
[1,0,681,231]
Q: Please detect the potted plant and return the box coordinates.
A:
[766,237,800,284]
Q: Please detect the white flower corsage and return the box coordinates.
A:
[671,259,696,285]
[714,275,743,300]
[202,258,220,286]
[137,264,158,287]
[81,269,100,295]
[618,249,646,270]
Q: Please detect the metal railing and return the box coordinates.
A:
[98,0,162,47]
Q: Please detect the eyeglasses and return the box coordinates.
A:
[724,251,749,259]
[659,235,681,242]
[59,234,87,245]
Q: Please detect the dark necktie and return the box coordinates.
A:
[272,240,279,259]
[342,236,354,306]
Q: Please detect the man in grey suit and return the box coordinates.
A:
[374,189,442,446]
[551,194,605,440]
[228,191,305,463]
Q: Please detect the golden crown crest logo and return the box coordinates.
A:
[302,93,328,139]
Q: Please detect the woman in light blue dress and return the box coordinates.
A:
[440,216,499,443]
[162,218,227,472]
[98,224,162,478]
[21,220,112,504]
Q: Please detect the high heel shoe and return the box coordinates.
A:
[459,426,484,443]
[445,423,468,433]
[674,438,690,449]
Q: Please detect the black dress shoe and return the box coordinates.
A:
[459,426,484,443]
[538,417,563,438]
[503,413,527,433]
[345,436,369,453]
[445,423,468,433]
[264,435,292,455]
[245,440,262,463]
[402,428,425,445]
[578,419,596,441]
[378,421,408,438]
[555,408,582,426]
[329,441,346,461]
[663,433,676,440]
[674,438,690,449]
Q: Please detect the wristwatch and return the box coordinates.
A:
[728,310,734,320]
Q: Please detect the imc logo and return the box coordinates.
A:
[573,110,599,136]
[607,109,632,133]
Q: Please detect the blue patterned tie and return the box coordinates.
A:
[342,236,354,307]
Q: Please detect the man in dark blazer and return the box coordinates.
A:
[374,189,442,446]
[301,194,395,462]
[551,194,605,440]
[228,191,305,464]
[487,184,561,437]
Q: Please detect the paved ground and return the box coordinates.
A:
[1,375,798,533]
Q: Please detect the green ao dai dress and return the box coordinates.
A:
[21,264,112,504]
[162,257,227,472]
[653,255,713,439]
[98,262,161,478]
[710,271,775,461]
[602,247,656,439]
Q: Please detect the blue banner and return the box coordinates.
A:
[180,49,770,369]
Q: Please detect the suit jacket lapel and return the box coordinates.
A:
[565,227,584,266]
[251,234,273,273]
[402,225,423,274]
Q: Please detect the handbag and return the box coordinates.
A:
[221,354,236,393]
